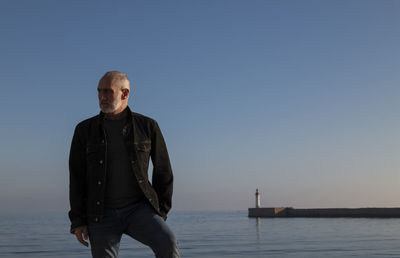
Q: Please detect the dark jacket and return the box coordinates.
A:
[68,106,173,233]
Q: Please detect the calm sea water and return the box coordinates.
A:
[0,210,400,257]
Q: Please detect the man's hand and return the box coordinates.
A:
[73,226,89,247]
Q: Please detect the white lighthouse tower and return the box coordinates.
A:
[255,189,261,208]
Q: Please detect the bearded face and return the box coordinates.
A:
[99,92,122,114]
[97,75,129,116]
[97,82,124,114]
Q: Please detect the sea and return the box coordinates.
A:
[1,210,400,257]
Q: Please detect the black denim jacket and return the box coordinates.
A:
[68,106,173,233]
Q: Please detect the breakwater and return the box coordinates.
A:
[248,207,400,218]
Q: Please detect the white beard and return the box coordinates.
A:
[99,99,122,114]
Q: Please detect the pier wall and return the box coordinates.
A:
[248,207,400,218]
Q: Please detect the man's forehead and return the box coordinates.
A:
[97,82,115,89]
[98,79,118,89]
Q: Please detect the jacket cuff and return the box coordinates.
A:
[159,209,168,221]
[70,218,87,234]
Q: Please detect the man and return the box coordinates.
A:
[69,71,180,258]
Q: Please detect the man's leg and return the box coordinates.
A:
[88,208,123,258]
[123,202,180,258]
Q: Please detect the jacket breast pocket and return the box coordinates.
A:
[135,141,151,153]
[86,144,103,168]
[134,141,151,164]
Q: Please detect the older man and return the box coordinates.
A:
[69,71,179,258]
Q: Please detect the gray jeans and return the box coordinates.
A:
[88,201,180,258]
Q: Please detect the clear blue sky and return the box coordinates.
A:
[0,0,399,212]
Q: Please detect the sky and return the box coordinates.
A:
[0,0,399,213]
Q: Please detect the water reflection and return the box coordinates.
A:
[256,217,261,241]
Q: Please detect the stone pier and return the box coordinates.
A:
[248,207,400,218]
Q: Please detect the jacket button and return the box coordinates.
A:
[96,201,100,205]
[94,217,98,222]
[99,160,103,164]
[149,198,152,202]
[101,139,104,144]
[138,180,143,183]
[131,160,136,164]
[98,180,102,185]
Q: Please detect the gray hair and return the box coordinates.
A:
[99,71,130,90]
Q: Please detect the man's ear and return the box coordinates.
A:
[122,89,129,99]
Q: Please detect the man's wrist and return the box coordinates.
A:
[70,225,87,234]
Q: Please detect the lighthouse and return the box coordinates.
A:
[255,189,261,208]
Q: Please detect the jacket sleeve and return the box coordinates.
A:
[68,125,87,233]
[150,121,173,218]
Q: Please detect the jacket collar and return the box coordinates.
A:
[96,106,133,127]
